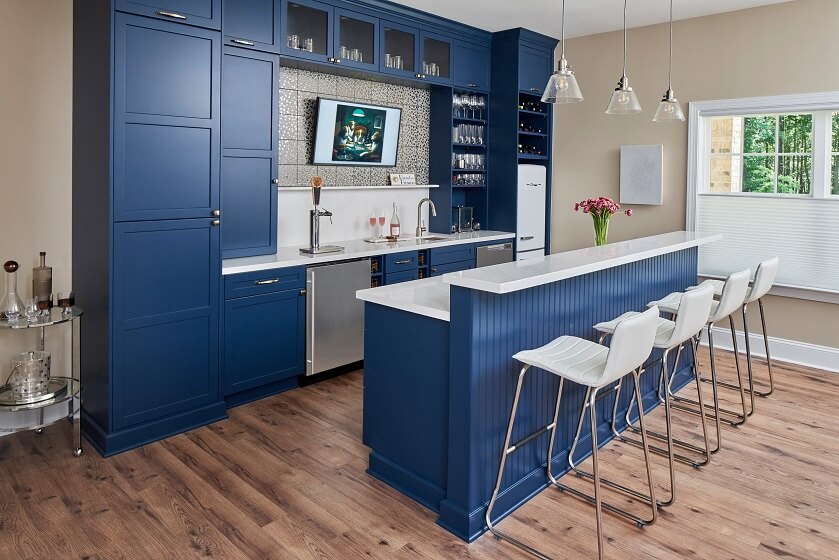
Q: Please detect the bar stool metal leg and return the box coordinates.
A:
[693,316,749,425]
[553,370,658,528]
[756,298,775,397]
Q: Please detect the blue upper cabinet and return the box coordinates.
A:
[453,41,491,91]
[116,0,220,30]
[519,44,553,95]
[419,31,453,85]
[333,8,379,71]
[223,0,282,52]
[113,14,220,222]
[281,0,334,63]
[112,218,221,430]
[379,21,419,79]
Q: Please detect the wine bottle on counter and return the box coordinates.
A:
[389,203,401,237]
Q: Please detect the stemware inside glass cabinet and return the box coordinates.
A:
[286,3,329,55]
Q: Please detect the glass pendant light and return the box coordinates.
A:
[542,0,583,104]
[606,0,641,114]
[653,0,685,122]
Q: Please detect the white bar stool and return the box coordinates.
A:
[649,269,751,454]
[691,257,779,412]
[593,283,716,507]
[485,306,661,560]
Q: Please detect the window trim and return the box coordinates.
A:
[687,92,839,303]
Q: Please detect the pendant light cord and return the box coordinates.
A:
[667,0,673,90]
[622,0,628,79]
[560,0,566,59]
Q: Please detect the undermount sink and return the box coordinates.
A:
[417,235,450,241]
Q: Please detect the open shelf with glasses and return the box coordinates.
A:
[0,306,83,457]
[429,88,490,233]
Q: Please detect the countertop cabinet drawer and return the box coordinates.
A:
[429,259,472,277]
[385,269,419,285]
[385,251,419,273]
[430,245,475,266]
[224,266,305,299]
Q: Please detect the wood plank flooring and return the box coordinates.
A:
[1,350,838,559]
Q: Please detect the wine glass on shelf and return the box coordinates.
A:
[369,211,378,240]
[378,211,386,238]
[24,297,39,323]
[476,96,486,120]
[453,93,462,118]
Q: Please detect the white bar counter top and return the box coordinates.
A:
[222,230,514,275]
[356,232,721,320]
[444,231,721,294]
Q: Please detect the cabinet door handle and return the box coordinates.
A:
[393,259,412,265]
[467,83,478,88]
[211,220,221,226]
[272,179,280,185]
[529,87,541,92]
[231,39,255,46]
[212,209,220,217]
[156,10,187,20]
[415,73,425,79]
[431,267,438,273]
[255,278,279,285]
[520,235,534,241]
[299,289,307,296]
[333,58,341,64]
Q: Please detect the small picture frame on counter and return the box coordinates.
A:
[389,173,402,186]
[399,173,416,185]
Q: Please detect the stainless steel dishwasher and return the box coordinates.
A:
[306,258,370,375]
[476,242,514,268]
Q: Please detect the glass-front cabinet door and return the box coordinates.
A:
[281,0,333,63]
[420,31,452,85]
[333,9,378,70]
[380,21,418,79]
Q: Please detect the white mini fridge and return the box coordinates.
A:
[516,164,547,260]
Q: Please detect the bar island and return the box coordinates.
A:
[356,232,721,541]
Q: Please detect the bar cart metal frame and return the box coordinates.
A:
[0,307,83,457]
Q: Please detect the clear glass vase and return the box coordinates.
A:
[592,215,610,246]
[1,260,24,321]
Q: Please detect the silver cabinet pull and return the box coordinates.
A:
[431,267,438,273]
[415,73,426,79]
[231,39,255,46]
[333,58,341,64]
[393,259,412,265]
[299,289,307,296]
[255,278,279,286]
[212,209,220,216]
[211,220,220,226]
[272,179,280,185]
[467,83,478,88]
[156,10,187,19]
[529,87,541,92]
[520,235,534,241]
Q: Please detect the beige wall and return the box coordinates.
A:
[0,0,73,382]
[551,0,839,349]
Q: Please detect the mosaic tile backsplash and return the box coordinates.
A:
[278,67,431,187]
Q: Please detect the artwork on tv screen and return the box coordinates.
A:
[312,99,401,167]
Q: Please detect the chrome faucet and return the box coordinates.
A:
[416,198,437,237]
[310,207,332,251]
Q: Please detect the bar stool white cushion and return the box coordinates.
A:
[648,291,719,318]
[593,312,675,344]
[514,306,661,388]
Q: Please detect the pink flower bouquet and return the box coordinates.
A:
[574,196,633,246]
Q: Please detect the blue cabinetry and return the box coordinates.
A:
[221,48,279,258]
[419,31,453,85]
[453,41,490,91]
[113,14,220,222]
[518,44,553,96]
[116,0,220,29]
[112,219,221,429]
[223,0,282,52]
[223,267,305,404]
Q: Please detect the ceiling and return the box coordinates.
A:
[391,0,794,38]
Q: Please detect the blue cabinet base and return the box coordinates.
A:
[224,375,300,408]
[81,401,227,457]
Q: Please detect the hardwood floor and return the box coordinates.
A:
[1,350,838,559]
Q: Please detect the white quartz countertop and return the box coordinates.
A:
[222,230,514,275]
[357,276,451,322]
[444,231,722,294]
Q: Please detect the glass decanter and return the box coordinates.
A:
[1,260,24,321]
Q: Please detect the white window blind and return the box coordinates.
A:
[696,194,839,292]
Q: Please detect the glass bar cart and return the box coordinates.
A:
[0,307,83,457]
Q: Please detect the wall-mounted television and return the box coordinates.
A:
[312,98,401,167]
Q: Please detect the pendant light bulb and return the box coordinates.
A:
[606,0,641,114]
[653,0,685,122]
[542,0,583,104]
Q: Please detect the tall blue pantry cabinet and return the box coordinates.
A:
[74,1,226,456]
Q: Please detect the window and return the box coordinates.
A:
[688,93,839,301]
[710,114,812,195]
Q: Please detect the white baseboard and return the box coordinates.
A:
[699,326,839,374]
